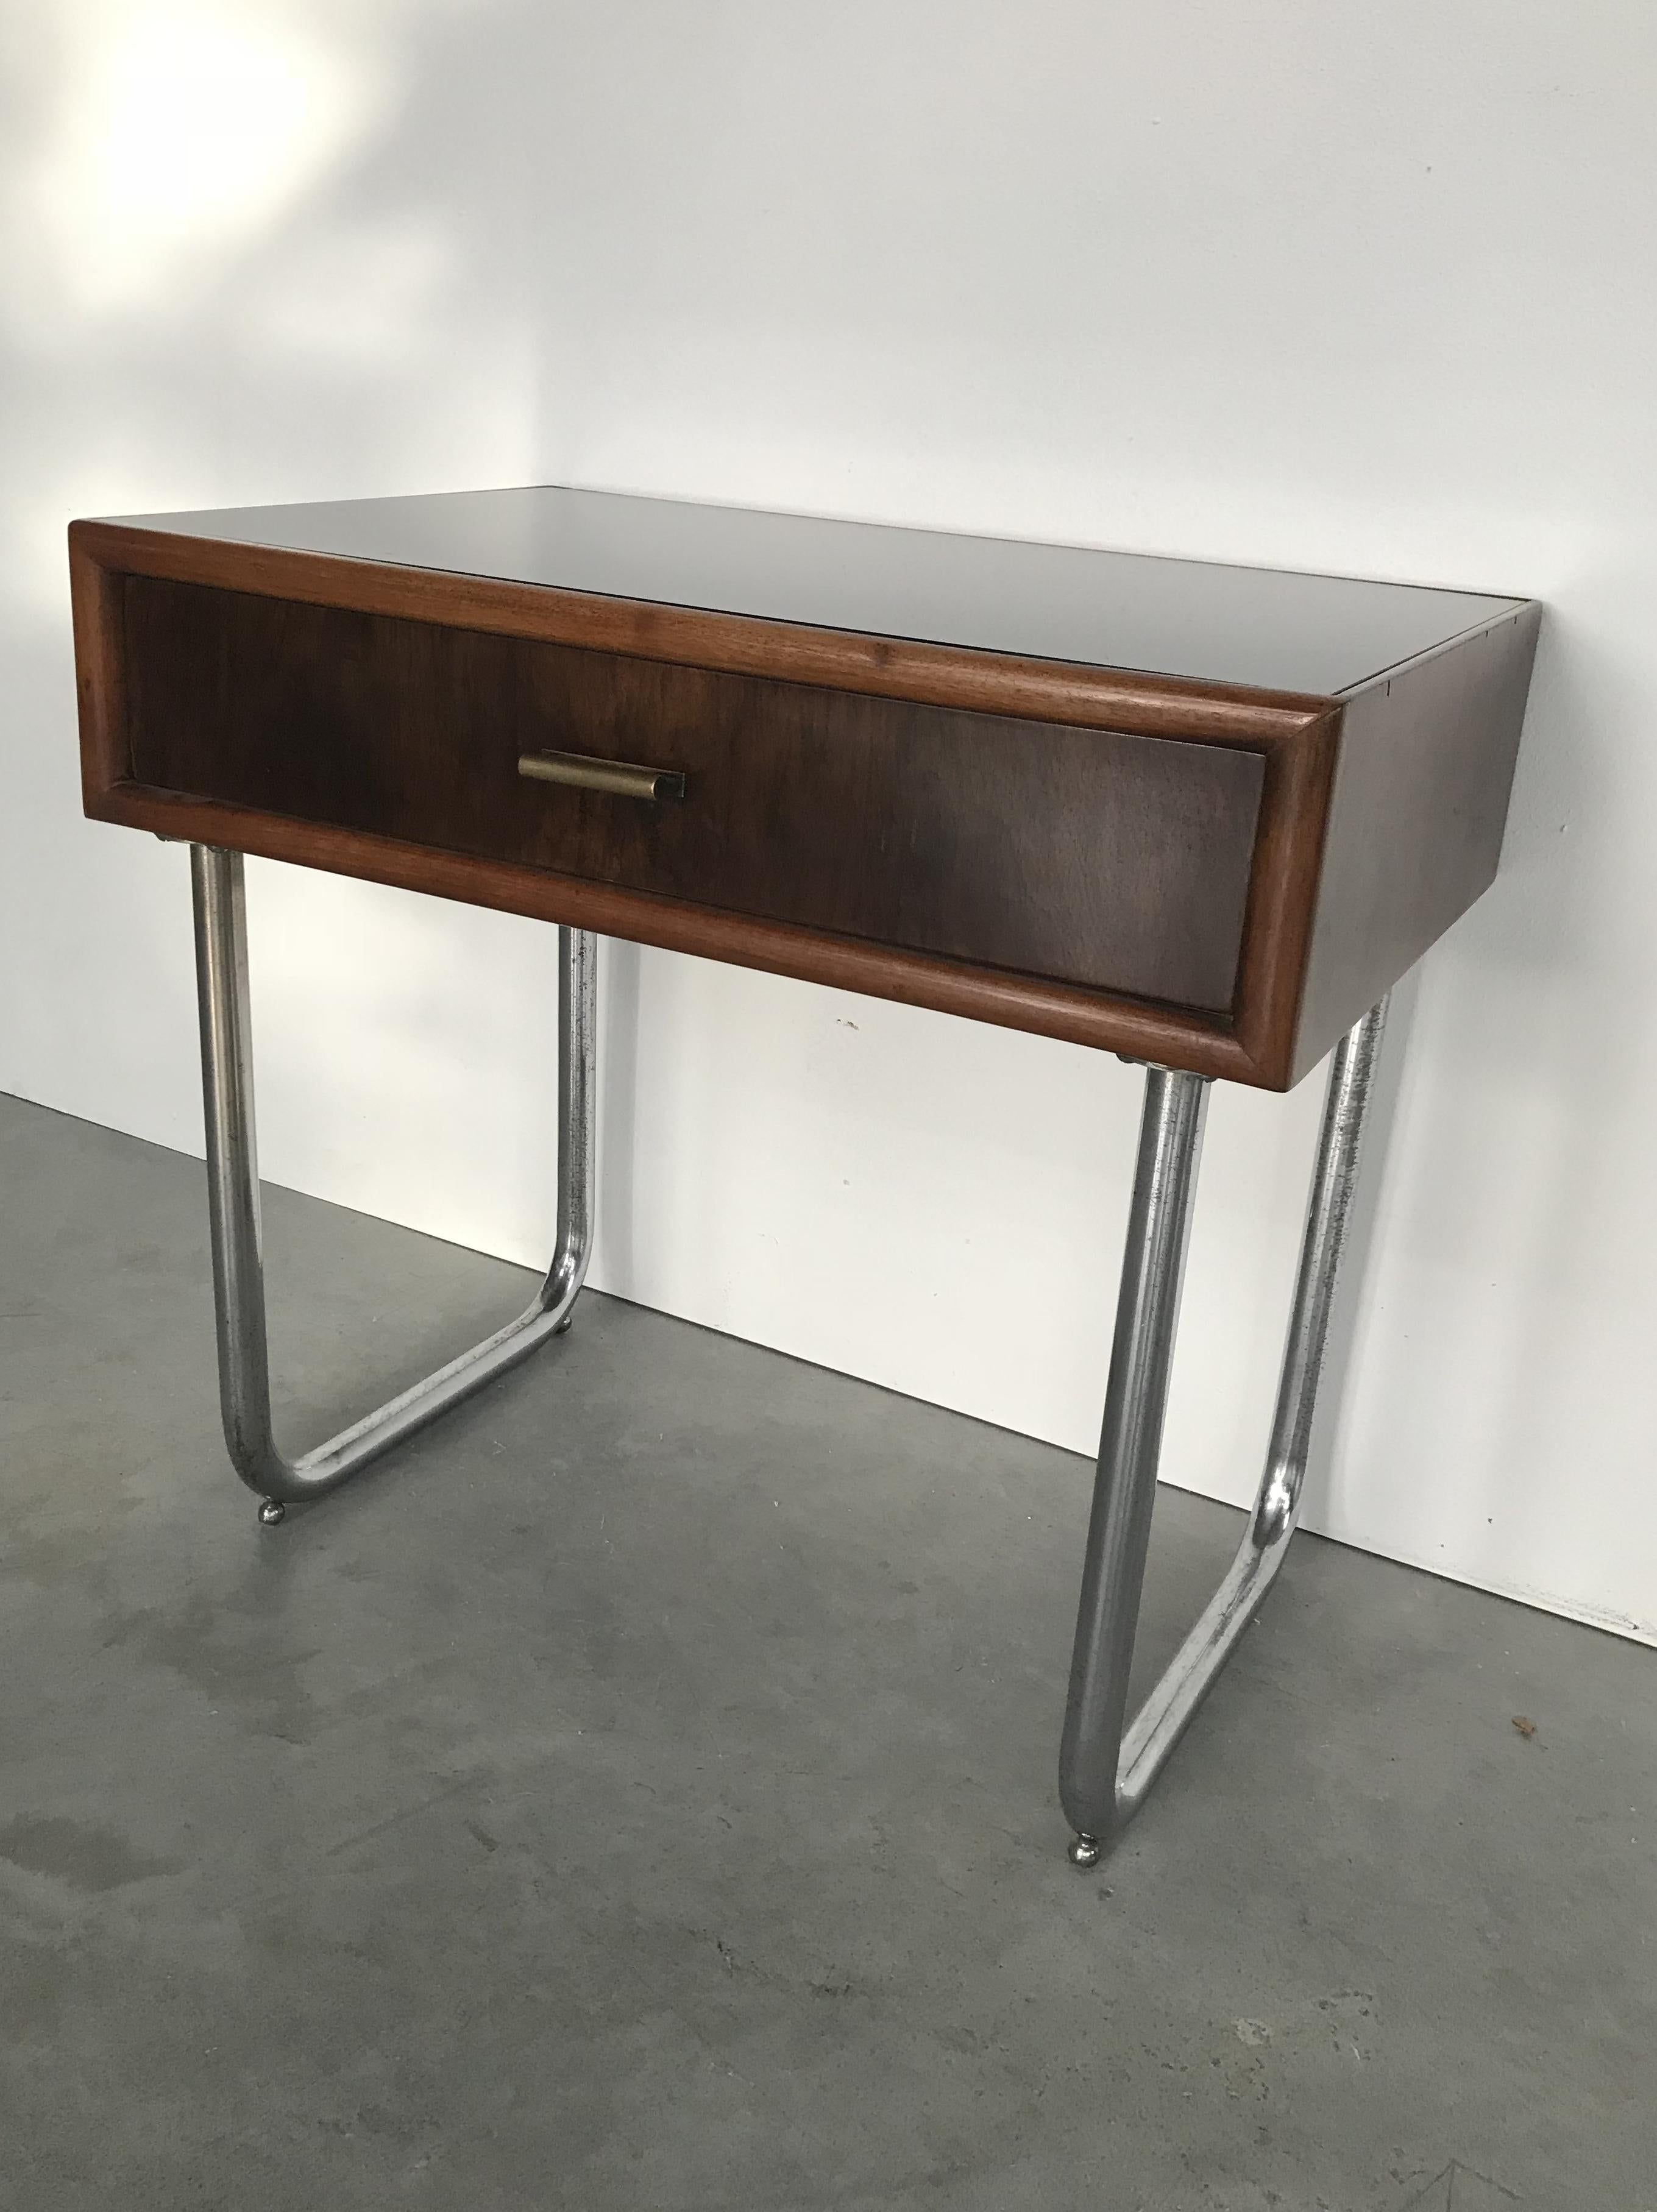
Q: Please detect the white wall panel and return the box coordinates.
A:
[4,0,1653,1640]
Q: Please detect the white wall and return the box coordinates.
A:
[4,0,1654,1643]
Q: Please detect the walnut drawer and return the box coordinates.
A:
[118,575,1267,1019]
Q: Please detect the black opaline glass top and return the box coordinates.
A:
[112,484,1520,698]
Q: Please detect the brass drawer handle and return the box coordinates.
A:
[517,749,686,802]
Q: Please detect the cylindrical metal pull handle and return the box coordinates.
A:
[517,750,686,802]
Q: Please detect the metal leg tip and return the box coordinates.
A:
[552,1310,575,1336]
[257,1499,286,1527]
[1067,1833,1102,1870]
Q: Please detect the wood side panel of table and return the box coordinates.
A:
[1291,603,1543,1082]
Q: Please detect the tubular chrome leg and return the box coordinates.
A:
[1059,998,1389,1859]
[190,845,597,1514]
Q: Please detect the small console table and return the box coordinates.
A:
[69,487,1539,1862]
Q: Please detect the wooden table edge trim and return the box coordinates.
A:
[68,519,1335,748]
[69,532,132,806]
[1230,705,1343,1087]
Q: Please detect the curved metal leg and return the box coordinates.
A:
[190,845,597,1514]
[1059,997,1389,1858]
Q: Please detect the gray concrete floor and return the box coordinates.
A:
[1,1090,1652,2212]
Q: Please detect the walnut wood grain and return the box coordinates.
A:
[121,575,1269,1017]
[68,533,130,808]
[1291,603,1544,1082]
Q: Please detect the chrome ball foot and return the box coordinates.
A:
[257,1499,286,1527]
[552,1310,575,1336]
[1067,1833,1102,1870]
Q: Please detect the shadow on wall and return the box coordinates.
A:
[595,936,644,1297]
[1297,962,1419,1534]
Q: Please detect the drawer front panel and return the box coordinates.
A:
[123,575,1266,1013]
